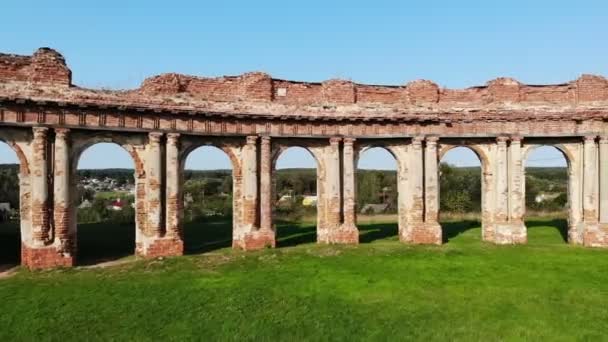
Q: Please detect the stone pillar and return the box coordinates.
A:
[583,135,599,224]
[162,133,184,255]
[409,136,425,225]
[401,136,440,244]
[319,137,356,244]
[509,136,525,225]
[147,132,163,237]
[136,132,184,258]
[234,136,274,250]
[582,135,607,246]
[424,136,440,225]
[489,136,526,244]
[30,127,50,246]
[599,136,608,223]
[341,138,358,231]
[21,127,73,269]
[495,136,509,224]
[259,136,272,232]
[52,128,75,263]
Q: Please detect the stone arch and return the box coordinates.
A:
[438,144,490,174]
[180,142,241,178]
[353,144,401,242]
[0,138,27,267]
[178,138,243,252]
[69,132,146,264]
[0,139,30,176]
[521,142,575,243]
[437,143,492,241]
[271,142,324,246]
[71,134,145,179]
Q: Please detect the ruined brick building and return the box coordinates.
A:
[1,48,608,269]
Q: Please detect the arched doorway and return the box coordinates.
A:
[439,146,483,242]
[273,146,318,246]
[356,146,399,243]
[182,145,234,254]
[75,143,136,264]
[0,141,21,269]
[523,145,569,243]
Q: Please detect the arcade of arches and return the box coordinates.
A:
[2,47,608,269]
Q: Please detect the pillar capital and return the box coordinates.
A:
[33,126,48,138]
[510,135,523,143]
[167,132,180,141]
[599,136,608,144]
[329,137,342,145]
[246,135,258,145]
[584,135,598,143]
[260,135,271,145]
[425,136,439,144]
[496,136,509,144]
[54,128,70,138]
[343,137,356,145]
[149,132,163,144]
[411,136,424,145]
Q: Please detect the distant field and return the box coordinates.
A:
[1,216,607,340]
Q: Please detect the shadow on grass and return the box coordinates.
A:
[359,222,398,243]
[526,218,568,243]
[0,222,20,268]
[275,219,317,247]
[441,220,480,243]
[77,222,135,266]
[183,216,233,255]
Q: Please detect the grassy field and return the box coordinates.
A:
[1,216,607,340]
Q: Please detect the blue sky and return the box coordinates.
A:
[2,0,605,168]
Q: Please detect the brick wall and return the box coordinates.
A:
[0,48,71,86]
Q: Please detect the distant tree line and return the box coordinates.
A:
[0,164,569,224]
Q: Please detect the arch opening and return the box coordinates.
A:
[524,145,569,243]
[439,146,483,242]
[273,146,318,247]
[75,142,136,265]
[356,146,399,243]
[0,141,21,269]
[182,145,234,254]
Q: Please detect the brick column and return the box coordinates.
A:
[163,133,184,254]
[508,136,525,225]
[147,132,164,236]
[165,133,181,237]
[136,132,185,258]
[424,136,439,225]
[581,135,607,246]
[22,127,74,269]
[402,136,442,244]
[583,135,599,224]
[30,127,50,246]
[259,136,272,231]
[495,136,509,224]
[487,136,526,244]
[341,138,358,231]
[599,136,608,223]
[234,136,275,250]
[52,128,75,263]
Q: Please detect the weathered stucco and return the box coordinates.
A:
[2,47,608,269]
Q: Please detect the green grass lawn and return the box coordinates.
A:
[1,217,607,341]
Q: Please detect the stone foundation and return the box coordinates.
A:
[402,222,442,245]
[233,229,276,250]
[487,223,527,244]
[318,225,359,244]
[21,244,74,269]
[583,223,608,247]
[137,238,184,258]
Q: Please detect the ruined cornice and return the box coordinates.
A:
[1,48,608,124]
